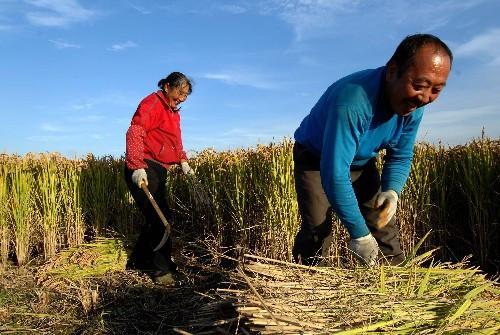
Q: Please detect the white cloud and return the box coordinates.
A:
[202,69,276,89]
[157,2,247,16]
[68,93,137,112]
[25,0,97,27]
[41,122,65,132]
[186,118,295,152]
[381,0,484,29]
[73,114,105,122]
[0,24,14,31]
[49,39,81,48]
[221,127,270,138]
[455,28,500,62]
[298,55,319,67]
[89,133,103,140]
[188,130,291,151]
[127,3,151,15]
[26,134,69,142]
[71,102,94,110]
[422,105,498,127]
[217,4,247,14]
[110,40,138,51]
[419,104,500,144]
[256,0,485,41]
[258,0,361,40]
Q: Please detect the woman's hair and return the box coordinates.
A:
[157,72,193,94]
[387,34,453,77]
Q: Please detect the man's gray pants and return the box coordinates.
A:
[292,142,404,266]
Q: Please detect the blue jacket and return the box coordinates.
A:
[294,66,423,238]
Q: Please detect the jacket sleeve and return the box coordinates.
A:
[126,125,147,169]
[320,105,371,239]
[125,97,157,170]
[381,108,423,195]
[177,119,188,162]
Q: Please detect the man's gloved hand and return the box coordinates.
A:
[348,233,379,267]
[373,190,398,228]
[181,161,195,175]
[131,168,148,188]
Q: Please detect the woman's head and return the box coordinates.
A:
[157,72,192,110]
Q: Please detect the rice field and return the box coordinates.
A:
[3,137,498,271]
[0,136,499,333]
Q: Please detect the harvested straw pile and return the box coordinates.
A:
[195,254,500,334]
[37,237,128,288]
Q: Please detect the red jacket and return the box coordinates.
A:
[126,90,187,170]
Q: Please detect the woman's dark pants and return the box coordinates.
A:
[124,159,176,275]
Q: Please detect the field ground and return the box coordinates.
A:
[2,237,500,334]
[0,239,236,334]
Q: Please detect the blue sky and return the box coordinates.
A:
[1,0,499,158]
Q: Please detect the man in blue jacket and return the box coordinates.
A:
[293,34,452,266]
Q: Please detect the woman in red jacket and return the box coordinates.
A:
[124,71,194,285]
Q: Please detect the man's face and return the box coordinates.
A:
[386,45,451,116]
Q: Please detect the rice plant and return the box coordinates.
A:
[37,155,62,258]
[80,155,115,235]
[261,140,299,260]
[60,160,85,247]
[10,159,35,265]
[450,138,500,271]
[0,161,9,267]
[0,136,498,272]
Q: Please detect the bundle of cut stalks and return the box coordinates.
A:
[195,253,500,334]
[36,237,128,289]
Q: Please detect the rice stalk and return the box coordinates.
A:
[10,162,35,266]
[80,155,114,235]
[111,160,138,235]
[37,237,128,286]
[262,139,298,260]
[37,155,61,259]
[379,265,386,293]
[206,254,500,334]
[60,162,85,247]
[416,260,433,297]
[0,163,9,267]
[453,138,499,270]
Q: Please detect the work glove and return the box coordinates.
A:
[131,168,148,188]
[348,233,379,267]
[181,161,195,175]
[372,190,398,228]
[363,189,398,229]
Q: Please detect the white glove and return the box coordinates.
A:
[131,168,148,188]
[181,161,195,175]
[373,190,398,228]
[348,233,379,267]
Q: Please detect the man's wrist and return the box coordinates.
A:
[353,233,372,241]
[349,224,371,240]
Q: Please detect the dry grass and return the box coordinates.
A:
[200,254,500,334]
[0,237,233,334]
[1,238,499,334]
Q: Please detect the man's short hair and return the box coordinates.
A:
[387,34,453,77]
